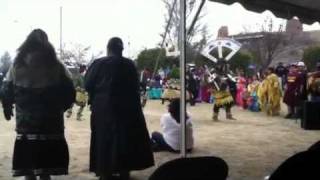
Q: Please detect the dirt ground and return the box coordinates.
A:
[0,100,320,180]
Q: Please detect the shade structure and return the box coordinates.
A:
[209,0,320,24]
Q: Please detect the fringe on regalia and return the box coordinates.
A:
[213,90,234,108]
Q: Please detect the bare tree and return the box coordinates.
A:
[88,50,104,65]
[59,43,91,65]
[161,0,210,62]
[243,17,285,68]
[260,18,285,67]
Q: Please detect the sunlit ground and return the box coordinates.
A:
[0,100,320,180]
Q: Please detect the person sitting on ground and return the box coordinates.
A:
[151,98,194,153]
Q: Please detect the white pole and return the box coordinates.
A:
[179,0,187,158]
[60,6,63,59]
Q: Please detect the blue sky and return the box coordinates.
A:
[0,0,319,59]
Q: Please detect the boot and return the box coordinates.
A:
[39,175,51,180]
[25,175,36,180]
[226,113,236,120]
[212,113,219,121]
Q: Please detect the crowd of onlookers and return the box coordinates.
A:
[235,61,320,119]
[140,61,320,120]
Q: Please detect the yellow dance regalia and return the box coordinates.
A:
[212,90,234,107]
[257,80,268,112]
[265,73,282,116]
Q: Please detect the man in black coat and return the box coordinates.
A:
[85,37,154,180]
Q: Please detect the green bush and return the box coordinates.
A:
[136,48,178,72]
[229,51,254,75]
[169,67,180,79]
[303,46,320,71]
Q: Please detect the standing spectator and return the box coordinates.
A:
[247,75,260,112]
[1,29,75,180]
[283,64,302,119]
[85,37,154,180]
[236,71,246,108]
[275,62,288,91]
[296,61,308,118]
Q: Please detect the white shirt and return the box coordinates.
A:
[160,113,194,151]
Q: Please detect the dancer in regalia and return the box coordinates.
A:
[264,67,282,116]
[211,74,236,121]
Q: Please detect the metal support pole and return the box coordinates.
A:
[179,0,187,158]
[60,6,63,59]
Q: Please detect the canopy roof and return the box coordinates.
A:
[209,0,320,24]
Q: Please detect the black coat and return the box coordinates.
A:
[85,56,154,175]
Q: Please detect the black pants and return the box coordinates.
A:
[150,132,192,153]
[213,103,232,113]
[151,132,177,153]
